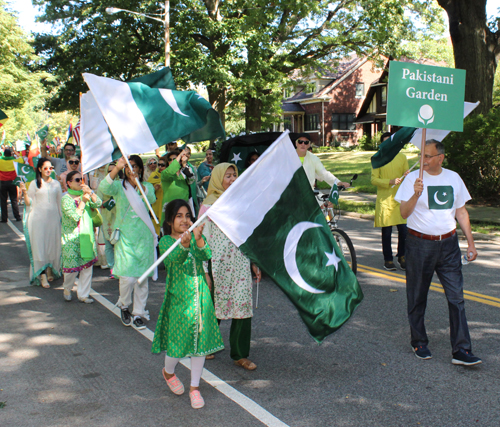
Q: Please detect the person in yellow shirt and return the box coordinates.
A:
[371,132,409,271]
[0,148,24,222]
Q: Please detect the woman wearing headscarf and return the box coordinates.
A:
[19,157,63,288]
[98,155,157,330]
[61,170,102,303]
[199,163,261,371]
[144,157,158,181]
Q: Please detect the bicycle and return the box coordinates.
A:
[315,174,358,275]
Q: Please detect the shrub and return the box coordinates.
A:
[444,107,500,204]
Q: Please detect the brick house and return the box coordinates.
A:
[279,55,385,146]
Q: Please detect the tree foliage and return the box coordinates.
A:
[0,0,50,109]
[444,107,500,203]
[34,0,442,130]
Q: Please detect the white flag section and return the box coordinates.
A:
[410,101,480,149]
[206,132,301,246]
[80,91,116,174]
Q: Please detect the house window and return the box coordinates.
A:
[381,86,387,106]
[284,117,292,131]
[284,88,293,99]
[368,93,377,113]
[355,83,364,98]
[306,83,316,94]
[305,114,319,131]
[331,113,356,131]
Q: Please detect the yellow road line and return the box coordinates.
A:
[358,264,500,308]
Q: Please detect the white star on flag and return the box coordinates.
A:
[325,250,341,270]
[231,152,242,163]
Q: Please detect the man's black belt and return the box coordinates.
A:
[408,228,456,241]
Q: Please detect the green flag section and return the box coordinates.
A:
[206,132,363,343]
[81,68,225,174]
[427,186,454,210]
[36,125,49,140]
[371,127,416,169]
[387,61,466,131]
[329,183,339,205]
[0,109,8,127]
[228,145,267,172]
[13,163,36,185]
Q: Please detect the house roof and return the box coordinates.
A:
[282,103,306,113]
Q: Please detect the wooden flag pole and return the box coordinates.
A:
[137,211,209,284]
[419,128,426,180]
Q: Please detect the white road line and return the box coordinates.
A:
[8,219,289,427]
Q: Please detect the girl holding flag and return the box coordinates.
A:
[19,158,63,288]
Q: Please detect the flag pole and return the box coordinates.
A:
[137,211,209,284]
[419,128,426,180]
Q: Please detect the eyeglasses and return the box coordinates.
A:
[42,166,55,171]
[73,178,82,183]
[296,139,310,145]
[69,160,80,165]
[424,154,442,159]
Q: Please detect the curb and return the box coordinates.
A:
[340,211,500,245]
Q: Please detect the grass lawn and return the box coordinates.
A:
[315,150,420,193]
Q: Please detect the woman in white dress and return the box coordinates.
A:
[19,158,63,288]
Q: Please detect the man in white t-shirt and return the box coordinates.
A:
[295,134,350,190]
[395,139,481,366]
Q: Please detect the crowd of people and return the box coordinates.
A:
[0,132,482,409]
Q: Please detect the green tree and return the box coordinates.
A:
[0,1,50,109]
[34,0,442,131]
[437,0,500,114]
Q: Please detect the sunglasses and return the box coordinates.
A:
[296,139,310,145]
[73,178,82,183]
[42,166,55,171]
[158,163,166,167]
[69,160,80,165]
[148,161,157,165]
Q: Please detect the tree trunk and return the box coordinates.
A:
[245,96,263,131]
[208,86,226,129]
[437,0,500,114]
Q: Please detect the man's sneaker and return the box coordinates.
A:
[133,316,146,330]
[398,256,406,270]
[120,308,132,327]
[413,345,432,360]
[452,349,482,366]
[384,261,397,271]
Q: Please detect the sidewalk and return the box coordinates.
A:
[337,191,500,243]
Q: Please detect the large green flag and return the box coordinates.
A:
[36,125,49,140]
[206,132,363,343]
[370,127,416,169]
[81,68,225,174]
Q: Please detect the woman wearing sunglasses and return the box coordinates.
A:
[59,156,86,192]
[61,170,102,303]
[144,157,158,181]
[19,158,63,288]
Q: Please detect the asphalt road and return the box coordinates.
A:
[1,214,500,427]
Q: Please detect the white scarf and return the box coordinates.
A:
[122,180,158,281]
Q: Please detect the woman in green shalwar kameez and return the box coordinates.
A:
[152,199,223,409]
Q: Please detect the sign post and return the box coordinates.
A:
[386,61,466,179]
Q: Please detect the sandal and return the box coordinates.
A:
[206,354,215,360]
[189,390,205,409]
[162,369,184,395]
[234,358,257,371]
[46,267,54,282]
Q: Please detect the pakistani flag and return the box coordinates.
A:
[206,132,363,343]
[80,67,225,174]
[329,183,339,205]
[428,186,454,210]
[36,125,49,141]
[228,145,267,172]
[13,163,36,186]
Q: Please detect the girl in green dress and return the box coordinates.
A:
[152,199,223,409]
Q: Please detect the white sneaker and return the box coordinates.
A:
[100,264,109,270]
[63,290,72,302]
[79,297,94,304]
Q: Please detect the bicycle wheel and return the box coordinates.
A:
[331,228,357,275]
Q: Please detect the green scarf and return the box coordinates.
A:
[68,189,95,261]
